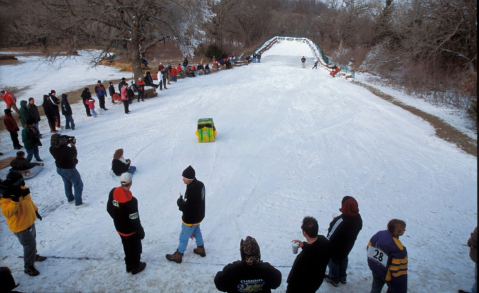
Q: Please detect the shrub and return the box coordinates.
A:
[205,43,225,60]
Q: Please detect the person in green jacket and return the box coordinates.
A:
[19,100,29,128]
[21,119,42,162]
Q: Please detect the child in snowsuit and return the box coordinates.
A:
[85,98,97,117]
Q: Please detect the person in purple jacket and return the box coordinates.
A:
[367,219,408,293]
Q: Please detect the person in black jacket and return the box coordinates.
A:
[166,165,205,263]
[287,216,330,293]
[144,71,158,88]
[10,151,39,171]
[324,196,363,287]
[183,57,189,71]
[107,173,146,275]
[80,88,92,117]
[301,56,306,68]
[27,97,41,137]
[214,236,282,293]
[109,81,116,104]
[49,134,85,208]
[61,94,75,130]
[112,148,136,176]
[49,90,61,128]
[41,95,57,133]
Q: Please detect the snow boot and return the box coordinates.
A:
[166,250,183,263]
[324,275,339,287]
[35,254,47,262]
[24,265,40,276]
[193,245,206,257]
[131,262,146,275]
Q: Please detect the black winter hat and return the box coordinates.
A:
[182,165,195,180]
[26,118,35,125]
[341,195,354,205]
[62,94,67,99]
[7,171,23,182]
[50,90,56,94]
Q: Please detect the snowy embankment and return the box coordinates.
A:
[0,43,476,293]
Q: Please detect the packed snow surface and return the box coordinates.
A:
[0,41,476,293]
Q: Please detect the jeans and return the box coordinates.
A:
[137,90,144,101]
[178,223,203,254]
[127,166,136,174]
[472,264,477,293]
[65,115,75,129]
[90,109,97,117]
[162,77,167,88]
[15,224,37,268]
[56,167,83,205]
[26,146,41,162]
[370,273,396,293]
[34,124,41,136]
[171,76,177,82]
[328,257,348,283]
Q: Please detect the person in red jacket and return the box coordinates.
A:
[3,109,22,149]
[1,89,20,114]
[170,66,178,82]
[107,173,146,275]
[136,78,145,102]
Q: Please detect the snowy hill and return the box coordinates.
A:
[0,41,476,293]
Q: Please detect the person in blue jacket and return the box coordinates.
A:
[367,219,408,293]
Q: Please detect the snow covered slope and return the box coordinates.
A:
[0,42,476,293]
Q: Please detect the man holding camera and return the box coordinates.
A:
[0,172,47,276]
[49,134,86,208]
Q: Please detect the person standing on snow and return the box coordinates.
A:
[312,60,319,69]
[80,88,92,117]
[50,134,86,208]
[301,56,306,68]
[84,98,97,117]
[19,100,29,128]
[324,196,363,287]
[27,97,42,137]
[94,80,108,111]
[42,94,58,132]
[22,119,42,163]
[1,88,20,114]
[166,165,206,263]
[109,81,117,104]
[287,216,330,293]
[120,83,130,114]
[61,94,75,130]
[136,78,145,102]
[161,67,168,89]
[0,172,47,276]
[107,172,146,275]
[118,77,127,92]
[49,90,62,128]
[3,109,23,150]
[183,57,189,71]
[367,219,408,293]
[214,236,282,293]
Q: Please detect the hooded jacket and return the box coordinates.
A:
[22,125,41,149]
[112,158,130,176]
[0,185,38,233]
[19,100,29,127]
[61,95,73,116]
[215,261,281,293]
[177,178,205,225]
[107,187,144,238]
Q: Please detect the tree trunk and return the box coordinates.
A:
[130,25,143,81]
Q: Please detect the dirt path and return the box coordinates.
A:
[353,81,477,157]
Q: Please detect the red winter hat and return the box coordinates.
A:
[341,197,359,216]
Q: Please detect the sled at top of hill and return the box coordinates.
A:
[330,66,341,77]
[195,118,217,143]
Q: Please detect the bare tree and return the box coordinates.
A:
[10,0,213,79]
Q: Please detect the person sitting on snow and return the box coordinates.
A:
[10,151,40,171]
[112,148,136,176]
[144,72,159,89]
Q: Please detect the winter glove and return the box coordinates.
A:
[35,210,42,221]
[138,227,145,240]
[177,195,183,206]
[10,194,20,202]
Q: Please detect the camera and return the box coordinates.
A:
[52,135,76,148]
